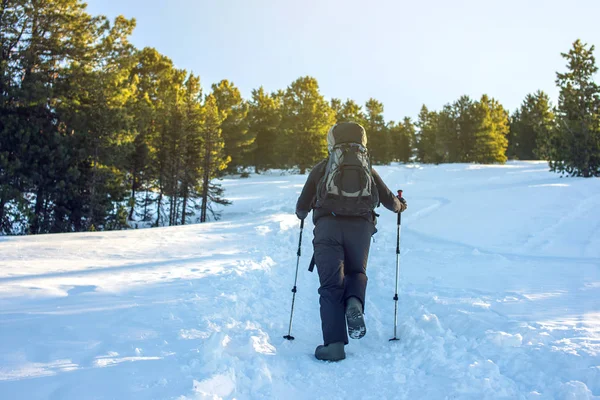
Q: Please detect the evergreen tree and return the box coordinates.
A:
[443,96,478,162]
[509,91,555,160]
[330,98,342,119]
[200,94,231,222]
[57,15,137,231]
[164,88,186,227]
[550,40,600,177]
[390,117,416,163]
[415,105,441,163]
[0,0,29,232]
[506,110,520,160]
[147,64,187,227]
[534,101,558,161]
[211,80,251,173]
[435,104,455,163]
[335,99,367,126]
[126,47,178,222]
[472,95,510,164]
[280,76,335,173]
[457,96,479,162]
[247,87,281,172]
[364,98,391,164]
[179,74,204,225]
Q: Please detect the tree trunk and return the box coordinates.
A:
[41,195,49,233]
[155,189,163,227]
[173,145,182,225]
[173,194,179,226]
[52,195,66,233]
[181,189,188,226]
[30,186,44,234]
[129,167,137,221]
[200,171,209,223]
[0,195,6,233]
[143,190,150,221]
[200,137,211,223]
[174,192,180,226]
[169,193,174,226]
[88,143,99,231]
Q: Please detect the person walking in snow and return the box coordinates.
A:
[295,122,407,361]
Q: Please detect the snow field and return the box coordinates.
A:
[0,161,599,399]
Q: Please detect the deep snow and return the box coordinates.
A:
[0,161,599,399]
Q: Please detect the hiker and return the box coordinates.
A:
[295,122,408,361]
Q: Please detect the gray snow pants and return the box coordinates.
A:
[313,216,376,345]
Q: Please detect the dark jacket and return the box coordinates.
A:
[295,160,403,224]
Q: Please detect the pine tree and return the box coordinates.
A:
[506,110,520,160]
[0,0,32,231]
[509,91,555,160]
[330,98,342,119]
[247,87,281,172]
[415,105,441,163]
[211,80,251,173]
[179,74,204,225]
[165,91,186,227]
[458,96,479,162]
[390,117,416,163]
[432,96,478,163]
[364,98,391,164]
[0,0,23,232]
[150,67,187,227]
[550,40,600,177]
[200,94,231,222]
[57,15,137,231]
[280,76,335,173]
[533,94,557,161]
[127,47,178,222]
[472,95,510,164]
[436,104,455,163]
[335,99,367,126]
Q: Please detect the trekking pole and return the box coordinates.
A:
[390,190,403,342]
[284,219,304,340]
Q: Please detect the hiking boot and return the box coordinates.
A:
[315,342,346,361]
[346,296,366,339]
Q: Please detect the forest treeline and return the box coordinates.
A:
[1,1,598,234]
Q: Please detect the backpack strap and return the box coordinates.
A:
[308,253,316,272]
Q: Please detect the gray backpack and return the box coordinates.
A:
[316,123,379,216]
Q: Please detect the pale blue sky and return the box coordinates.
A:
[86,0,600,121]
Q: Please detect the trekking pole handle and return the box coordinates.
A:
[397,190,403,226]
[297,219,304,257]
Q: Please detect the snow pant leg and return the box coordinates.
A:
[342,218,376,310]
[313,217,348,345]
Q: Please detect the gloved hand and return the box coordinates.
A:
[398,196,407,213]
[296,209,308,220]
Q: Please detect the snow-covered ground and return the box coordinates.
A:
[1,161,599,400]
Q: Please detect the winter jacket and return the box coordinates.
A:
[295,160,403,225]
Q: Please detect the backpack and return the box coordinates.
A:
[315,123,379,217]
